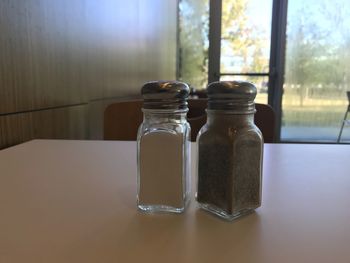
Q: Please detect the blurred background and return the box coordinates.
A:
[179,0,350,142]
[1,0,349,149]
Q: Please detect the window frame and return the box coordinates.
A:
[207,0,288,142]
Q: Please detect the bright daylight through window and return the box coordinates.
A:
[178,0,350,142]
[282,0,350,142]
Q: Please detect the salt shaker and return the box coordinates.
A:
[137,81,191,213]
[196,81,263,220]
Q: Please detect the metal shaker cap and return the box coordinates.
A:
[207,81,257,113]
[141,81,190,110]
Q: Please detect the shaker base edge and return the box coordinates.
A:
[198,202,256,221]
[137,204,185,214]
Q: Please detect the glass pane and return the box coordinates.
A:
[220,75,268,104]
[178,0,209,90]
[282,0,350,142]
[220,0,272,73]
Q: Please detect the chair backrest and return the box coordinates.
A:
[255,103,275,143]
[187,99,207,141]
[104,99,276,142]
[104,100,143,141]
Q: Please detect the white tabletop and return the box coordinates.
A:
[0,140,350,262]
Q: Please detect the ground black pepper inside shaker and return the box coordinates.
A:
[196,81,263,220]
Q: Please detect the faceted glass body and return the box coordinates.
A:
[196,111,263,220]
[137,109,191,213]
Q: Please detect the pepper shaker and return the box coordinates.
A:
[137,81,191,213]
[196,81,263,220]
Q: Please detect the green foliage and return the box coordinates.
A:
[178,0,209,90]
[178,0,268,90]
[221,0,268,73]
[284,0,350,106]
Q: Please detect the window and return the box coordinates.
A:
[178,0,209,91]
[178,0,350,142]
[219,0,272,104]
[282,0,350,142]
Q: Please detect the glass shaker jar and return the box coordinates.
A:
[137,81,191,213]
[196,81,263,220]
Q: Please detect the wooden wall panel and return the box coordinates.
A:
[0,105,87,149]
[0,0,177,148]
[83,0,141,100]
[137,0,178,83]
[0,0,177,114]
[0,0,89,114]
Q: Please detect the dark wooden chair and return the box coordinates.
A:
[255,103,276,143]
[187,99,207,141]
[104,100,143,141]
[104,99,276,142]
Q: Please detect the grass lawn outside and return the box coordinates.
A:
[255,92,350,142]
